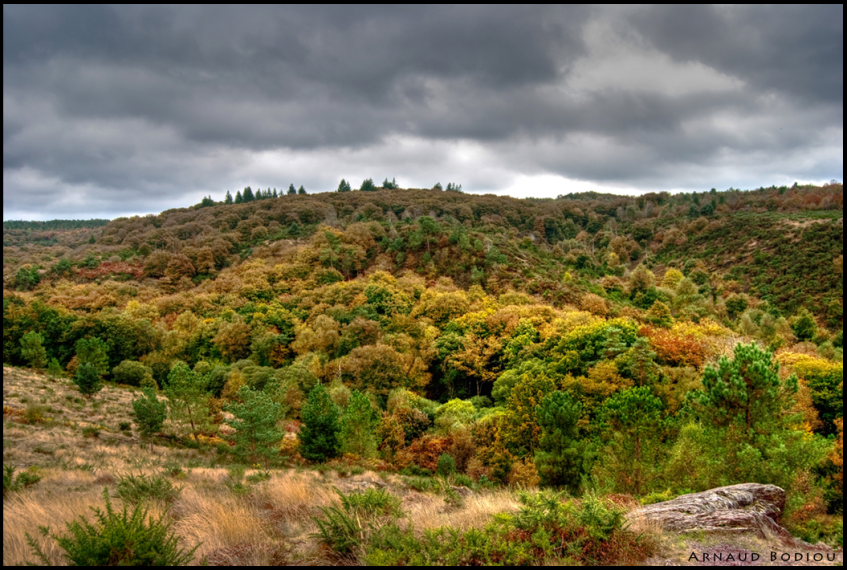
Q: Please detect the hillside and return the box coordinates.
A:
[3,183,843,565]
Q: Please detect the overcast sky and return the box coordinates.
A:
[3,4,843,220]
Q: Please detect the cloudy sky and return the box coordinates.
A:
[3,5,843,220]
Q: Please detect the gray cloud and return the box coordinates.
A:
[3,4,842,219]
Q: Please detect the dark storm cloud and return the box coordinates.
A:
[3,4,842,219]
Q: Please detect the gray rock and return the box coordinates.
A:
[629,483,794,541]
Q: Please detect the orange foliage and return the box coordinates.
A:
[642,325,706,367]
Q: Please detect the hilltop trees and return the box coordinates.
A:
[299,384,341,462]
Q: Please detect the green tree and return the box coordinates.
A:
[75,337,110,378]
[339,391,381,458]
[164,361,210,443]
[299,384,341,462]
[360,178,377,191]
[74,362,103,398]
[288,184,297,195]
[15,266,41,291]
[673,342,830,490]
[594,386,666,495]
[337,179,352,193]
[225,386,284,465]
[112,360,155,387]
[791,307,818,342]
[225,190,233,204]
[646,301,674,327]
[242,186,255,202]
[298,185,306,195]
[534,391,584,491]
[20,331,48,369]
[132,387,167,439]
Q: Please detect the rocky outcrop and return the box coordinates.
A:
[629,483,797,542]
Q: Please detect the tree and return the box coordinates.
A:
[690,342,794,435]
[235,190,243,203]
[20,331,48,369]
[242,187,255,202]
[339,390,381,458]
[224,190,233,204]
[15,266,41,291]
[337,179,352,193]
[132,387,167,438]
[288,184,297,195]
[74,362,103,398]
[791,307,818,342]
[112,360,155,387]
[298,185,306,195]
[360,178,377,192]
[299,384,341,462]
[646,301,673,327]
[164,361,210,442]
[433,182,443,191]
[382,177,398,189]
[674,342,830,490]
[594,386,666,495]
[225,386,284,465]
[534,391,584,491]
[75,337,110,379]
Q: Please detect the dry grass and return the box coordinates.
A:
[3,365,528,566]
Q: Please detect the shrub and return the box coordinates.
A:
[117,474,181,505]
[28,489,197,565]
[312,488,403,555]
[112,360,154,387]
[4,465,41,495]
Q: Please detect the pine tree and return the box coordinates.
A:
[360,178,376,191]
[132,387,167,438]
[20,331,48,369]
[74,362,104,398]
[339,391,380,458]
[164,361,210,442]
[690,342,795,435]
[534,391,584,491]
[225,387,284,465]
[235,190,243,203]
[288,184,297,195]
[299,384,341,462]
[298,185,306,195]
[791,307,818,342]
[225,191,233,204]
[242,187,255,202]
[337,179,352,193]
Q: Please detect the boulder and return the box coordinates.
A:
[628,483,795,542]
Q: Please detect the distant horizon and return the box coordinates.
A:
[3,178,841,223]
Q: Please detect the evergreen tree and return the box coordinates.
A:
[164,361,210,442]
[337,179,352,193]
[235,190,243,203]
[132,387,167,438]
[433,182,443,191]
[791,307,818,342]
[690,342,794,434]
[299,384,341,462]
[534,391,584,491]
[75,337,109,378]
[339,391,380,458]
[298,185,306,195]
[288,184,297,195]
[382,177,398,189]
[74,362,103,398]
[20,331,48,369]
[594,386,666,495]
[225,386,284,465]
[242,187,255,202]
[360,178,377,192]
[225,190,233,205]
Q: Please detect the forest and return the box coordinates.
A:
[3,181,843,565]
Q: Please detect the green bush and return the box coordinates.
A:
[117,474,181,505]
[312,488,403,555]
[28,489,197,565]
[4,465,42,495]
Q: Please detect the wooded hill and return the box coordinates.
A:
[3,182,843,556]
